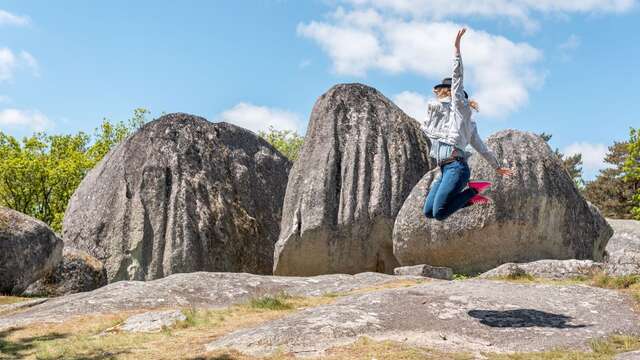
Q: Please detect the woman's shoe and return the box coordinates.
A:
[467,194,491,205]
[468,181,492,194]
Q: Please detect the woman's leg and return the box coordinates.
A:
[432,161,476,220]
[423,174,443,218]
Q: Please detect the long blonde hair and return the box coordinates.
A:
[434,87,479,111]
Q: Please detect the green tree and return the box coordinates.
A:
[539,133,584,187]
[0,109,148,232]
[87,108,148,162]
[258,126,304,161]
[623,127,640,219]
[583,140,637,219]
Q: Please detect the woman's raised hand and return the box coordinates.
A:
[496,167,514,177]
[455,28,466,55]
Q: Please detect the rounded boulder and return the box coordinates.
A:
[0,207,63,294]
[63,113,291,281]
[393,130,612,274]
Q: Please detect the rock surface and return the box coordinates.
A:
[478,260,604,280]
[117,310,186,333]
[393,130,612,274]
[615,350,640,360]
[207,279,640,357]
[23,248,107,297]
[605,219,640,276]
[274,83,431,276]
[0,207,63,294]
[394,264,453,280]
[0,272,417,329]
[62,113,291,282]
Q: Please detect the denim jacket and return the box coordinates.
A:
[421,54,501,169]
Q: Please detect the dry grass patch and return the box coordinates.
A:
[0,292,343,360]
[0,296,31,306]
[591,273,640,289]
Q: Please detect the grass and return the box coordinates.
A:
[0,296,31,306]
[591,273,640,289]
[247,293,293,311]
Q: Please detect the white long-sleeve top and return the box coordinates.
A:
[421,54,501,169]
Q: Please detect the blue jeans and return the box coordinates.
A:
[423,160,476,221]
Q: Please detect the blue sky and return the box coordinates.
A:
[0,1,638,179]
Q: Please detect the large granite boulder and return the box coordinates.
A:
[23,248,107,296]
[0,207,63,294]
[605,219,640,276]
[273,84,431,276]
[63,113,291,282]
[393,130,612,274]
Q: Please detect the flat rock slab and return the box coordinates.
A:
[479,259,604,280]
[0,272,416,330]
[207,279,640,357]
[394,264,453,280]
[118,310,186,333]
[615,350,640,360]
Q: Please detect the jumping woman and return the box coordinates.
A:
[422,28,513,221]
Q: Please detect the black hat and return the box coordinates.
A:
[434,77,468,99]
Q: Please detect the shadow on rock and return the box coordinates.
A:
[468,309,588,329]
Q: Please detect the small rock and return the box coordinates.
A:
[479,259,604,280]
[118,310,186,333]
[394,264,453,280]
[23,248,107,297]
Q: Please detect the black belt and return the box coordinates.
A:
[438,156,465,167]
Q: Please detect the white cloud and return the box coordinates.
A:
[558,34,581,61]
[559,34,581,51]
[393,91,430,121]
[0,48,17,81]
[218,103,301,133]
[344,0,636,31]
[298,9,543,117]
[0,9,30,27]
[20,51,39,77]
[0,47,40,81]
[563,142,610,179]
[297,20,381,76]
[0,109,53,131]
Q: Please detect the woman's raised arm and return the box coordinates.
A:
[451,28,467,108]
